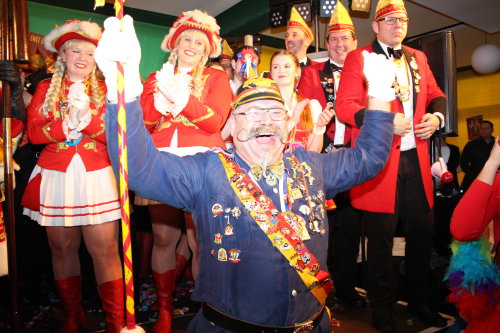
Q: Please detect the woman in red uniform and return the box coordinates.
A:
[138,10,232,333]
[269,50,333,152]
[21,20,124,333]
[449,137,500,332]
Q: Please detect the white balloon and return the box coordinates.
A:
[471,44,500,75]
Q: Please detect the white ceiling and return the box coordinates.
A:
[124,0,241,17]
[121,0,500,68]
[412,0,500,34]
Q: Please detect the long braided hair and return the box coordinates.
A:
[41,39,104,118]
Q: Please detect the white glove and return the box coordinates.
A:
[155,62,176,101]
[153,91,175,115]
[156,64,191,116]
[171,72,191,116]
[67,83,92,131]
[63,107,79,130]
[362,50,397,101]
[75,107,92,131]
[94,15,143,102]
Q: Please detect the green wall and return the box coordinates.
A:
[28,1,169,78]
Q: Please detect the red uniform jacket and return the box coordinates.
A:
[27,78,110,172]
[141,67,232,148]
[298,61,351,146]
[336,41,446,213]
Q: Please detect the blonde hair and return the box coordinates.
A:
[166,29,209,99]
[41,39,104,117]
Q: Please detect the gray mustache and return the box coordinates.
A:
[235,126,286,144]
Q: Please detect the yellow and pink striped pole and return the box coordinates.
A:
[114,0,137,330]
[95,1,142,331]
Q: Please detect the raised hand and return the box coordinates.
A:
[94,15,143,102]
[287,99,309,134]
[362,50,396,101]
[316,103,335,129]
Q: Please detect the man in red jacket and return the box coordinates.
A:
[336,0,447,331]
[298,0,356,151]
[298,1,366,309]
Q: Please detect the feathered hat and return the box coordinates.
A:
[44,20,102,52]
[375,0,407,21]
[287,7,314,42]
[160,10,222,58]
[328,1,355,35]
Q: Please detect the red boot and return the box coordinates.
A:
[153,270,176,333]
[55,276,84,333]
[98,278,125,333]
[174,253,189,282]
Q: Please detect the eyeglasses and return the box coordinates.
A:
[235,108,288,122]
[378,17,410,25]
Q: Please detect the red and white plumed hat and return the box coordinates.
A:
[160,10,222,58]
[44,20,102,52]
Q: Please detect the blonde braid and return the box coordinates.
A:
[42,56,65,118]
[167,49,178,66]
[192,55,208,99]
[89,66,104,109]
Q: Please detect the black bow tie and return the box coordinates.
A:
[329,63,342,72]
[387,47,403,59]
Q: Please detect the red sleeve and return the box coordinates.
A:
[140,72,163,132]
[336,49,367,129]
[180,69,232,134]
[450,174,500,241]
[26,80,67,145]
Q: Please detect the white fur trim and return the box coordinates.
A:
[160,9,221,58]
[44,20,102,52]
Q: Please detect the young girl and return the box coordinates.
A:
[270,50,333,152]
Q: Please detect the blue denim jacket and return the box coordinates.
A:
[106,99,394,331]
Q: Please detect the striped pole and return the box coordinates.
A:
[113,0,137,330]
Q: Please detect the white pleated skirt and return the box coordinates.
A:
[23,154,121,227]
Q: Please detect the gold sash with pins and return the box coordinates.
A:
[218,152,331,305]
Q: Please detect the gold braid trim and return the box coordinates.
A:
[189,106,215,123]
[42,122,59,143]
[87,125,105,139]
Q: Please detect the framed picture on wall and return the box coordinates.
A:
[466,115,483,140]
